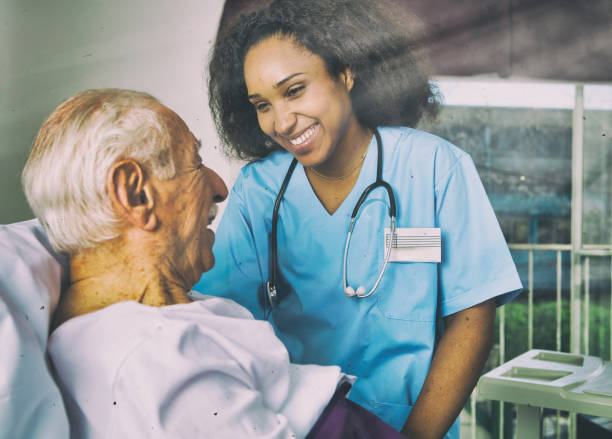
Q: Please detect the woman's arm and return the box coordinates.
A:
[400,298,496,439]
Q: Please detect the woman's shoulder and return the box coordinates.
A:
[380,126,468,161]
[232,151,295,196]
[241,151,294,177]
[380,126,473,186]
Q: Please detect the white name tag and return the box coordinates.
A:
[384,227,441,263]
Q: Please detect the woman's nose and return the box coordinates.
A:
[206,167,228,203]
[274,104,296,135]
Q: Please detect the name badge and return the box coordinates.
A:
[384,228,441,263]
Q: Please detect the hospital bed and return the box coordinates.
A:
[0,220,70,437]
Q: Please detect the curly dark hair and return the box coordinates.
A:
[208,0,440,161]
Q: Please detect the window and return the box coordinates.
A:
[421,78,612,439]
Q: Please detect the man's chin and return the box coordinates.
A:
[206,228,215,245]
[200,253,215,275]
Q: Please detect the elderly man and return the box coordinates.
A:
[21,89,405,438]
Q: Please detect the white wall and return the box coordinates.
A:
[1,0,243,225]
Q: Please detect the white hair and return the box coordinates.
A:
[22,89,177,254]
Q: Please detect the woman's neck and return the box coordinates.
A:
[304,122,374,215]
[311,122,372,179]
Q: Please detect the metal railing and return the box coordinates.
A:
[464,85,612,439]
[464,244,612,439]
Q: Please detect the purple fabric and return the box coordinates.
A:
[306,382,405,439]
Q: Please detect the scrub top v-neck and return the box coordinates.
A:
[194,126,522,435]
[298,134,376,218]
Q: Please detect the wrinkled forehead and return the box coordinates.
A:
[158,105,202,161]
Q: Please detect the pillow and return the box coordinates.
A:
[0,219,70,438]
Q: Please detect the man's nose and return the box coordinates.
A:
[207,168,228,203]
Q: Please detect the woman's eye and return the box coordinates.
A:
[254,102,269,112]
[287,85,305,97]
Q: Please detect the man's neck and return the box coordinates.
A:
[52,239,191,331]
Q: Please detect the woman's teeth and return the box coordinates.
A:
[290,125,316,146]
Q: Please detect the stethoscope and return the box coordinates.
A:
[265,128,397,312]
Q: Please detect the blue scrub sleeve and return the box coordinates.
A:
[193,181,267,320]
[436,154,522,317]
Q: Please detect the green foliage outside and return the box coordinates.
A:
[497,299,611,365]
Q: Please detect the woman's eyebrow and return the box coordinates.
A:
[273,72,303,89]
[247,73,304,99]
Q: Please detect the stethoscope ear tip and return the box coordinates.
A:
[344,286,356,297]
[344,286,367,298]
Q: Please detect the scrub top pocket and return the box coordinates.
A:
[375,261,438,322]
[350,197,438,322]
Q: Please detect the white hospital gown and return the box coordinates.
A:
[48,295,347,438]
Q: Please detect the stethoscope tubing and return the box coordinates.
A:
[342,216,396,298]
[266,128,397,310]
[266,158,298,306]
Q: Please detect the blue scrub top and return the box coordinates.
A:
[194,127,522,437]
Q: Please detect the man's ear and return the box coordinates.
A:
[107,159,157,231]
[339,67,355,92]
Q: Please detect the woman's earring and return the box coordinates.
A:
[343,68,355,91]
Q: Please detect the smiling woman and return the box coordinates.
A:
[196,1,523,438]
[244,36,369,177]
[242,35,373,213]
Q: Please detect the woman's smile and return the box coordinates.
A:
[289,123,318,146]
[285,123,319,153]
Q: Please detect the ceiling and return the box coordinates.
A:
[218,0,612,83]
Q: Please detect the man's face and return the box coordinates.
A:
[154,108,228,288]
